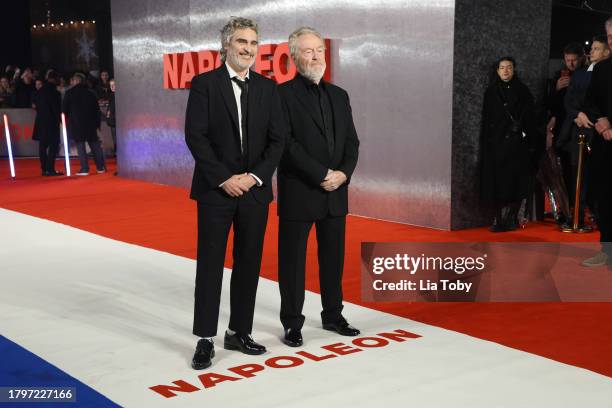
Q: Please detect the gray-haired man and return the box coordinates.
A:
[277,27,360,347]
[185,16,284,369]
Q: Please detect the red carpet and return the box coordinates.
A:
[1,158,611,377]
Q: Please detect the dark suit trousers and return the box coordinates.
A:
[278,215,345,330]
[38,139,59,172]
[193,193,269,338]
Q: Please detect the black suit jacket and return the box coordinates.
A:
[185,65,285,205]
[277,75,359,220]
[32,83,61,143]
[62,84,101,142]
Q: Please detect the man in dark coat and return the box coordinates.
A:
[32,71,62,176]
[277,27,360,348]
[62,73,105,175]
[575,19,612,267]
[558,35,610,229]
[185,17,284,370]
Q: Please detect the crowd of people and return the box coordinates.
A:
[480,18,612,267]
[1,65,117,176]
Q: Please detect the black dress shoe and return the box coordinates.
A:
[323,320,360,336]
[224,332,266,355]
[47,170,64,176]
[282,329,303,347]
[192,338,215,370]
[42,170,49,176]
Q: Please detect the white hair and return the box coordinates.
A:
[288,26,324,62]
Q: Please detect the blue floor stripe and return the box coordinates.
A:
[0,335,121,407]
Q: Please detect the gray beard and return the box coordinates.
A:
[227,52,253,72]
[298,65,325,83]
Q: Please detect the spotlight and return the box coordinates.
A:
[42,24,45,27]
[51,23,54,27]
[585,41,590,45]
[60,22,64,26]
[70,20,74,24]
[81,20,85,24]
[92,20,96,24]
[33,25,37,28]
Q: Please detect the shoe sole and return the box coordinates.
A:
[191,349,215,370]
[581,262,607,267]
[322,325,361,336]
[282,338,303,347]
[223,342,266,355]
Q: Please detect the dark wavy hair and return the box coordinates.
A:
[488,55,517,86]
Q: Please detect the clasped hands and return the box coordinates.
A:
[221,173,257,197]
[575,113,612,141]
[320,169,347,192]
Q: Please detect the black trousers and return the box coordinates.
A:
[278,215,345,330]
[193,194,269,338]
[38,139,59,172]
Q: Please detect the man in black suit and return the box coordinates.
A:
[185,17,284,369]
[277,27,360,347]
[32,71,63,176]
[62,73,106,175]
[558,35,610,229]
[576,18,612,267]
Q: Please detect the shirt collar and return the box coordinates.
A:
[588,62,595,72]
[298,73,325,90]
[226,62,250,81]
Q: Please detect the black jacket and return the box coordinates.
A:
[32,83,61,143]
[185,64,285,205]
[277,75,360,220]
[62,84,101,142]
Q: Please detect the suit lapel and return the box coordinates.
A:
[327,84,343,153]
[215,65,239,131]
[247,71,263,148]
[292,78,325,133]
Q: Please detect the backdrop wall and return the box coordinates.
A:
[111,0,552,230]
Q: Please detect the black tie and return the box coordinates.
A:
[232,77,249,161]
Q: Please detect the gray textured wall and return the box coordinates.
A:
[111,0,455,229]
[451,0,552,229]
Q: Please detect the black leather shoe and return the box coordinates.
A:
[224,332,266,355]
[47,170,64,176]
[192,338,215,370]
[42,170,49,176]
[282,329,303,347]
[323,320,360,336]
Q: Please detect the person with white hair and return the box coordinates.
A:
[277,27,361,348]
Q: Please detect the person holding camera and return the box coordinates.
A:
[480,56,537,232]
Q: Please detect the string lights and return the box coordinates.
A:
[31,20,96,30]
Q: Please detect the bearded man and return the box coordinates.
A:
[277,27,361,347]
[185,16,284,369]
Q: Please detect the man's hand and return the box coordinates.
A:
[237,174,257,191]
[221,173,250,197]
[320,170,347,192]
[602,128,612,141]
[556,76,570,91]
[595,117,611,135]
[575,112,594,128]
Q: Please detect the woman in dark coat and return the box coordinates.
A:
[32,72,62,176]
[480,56,536,231]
